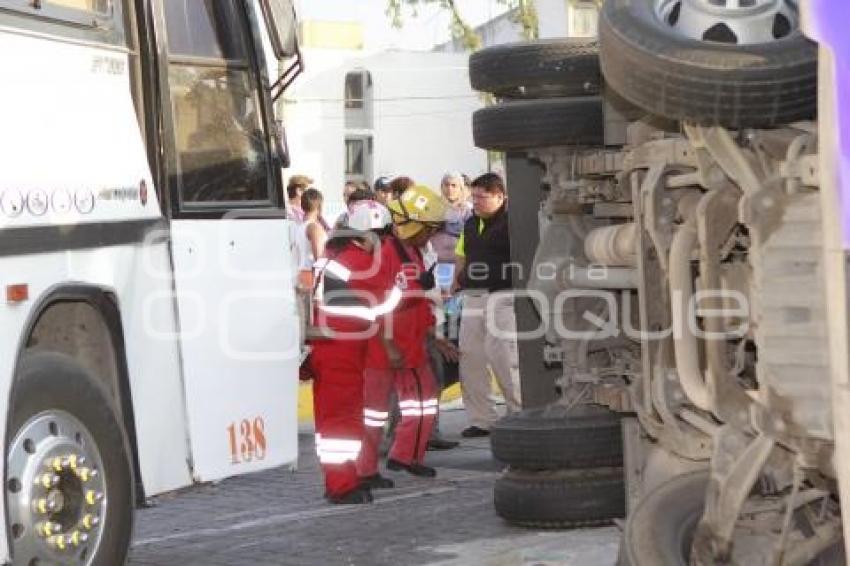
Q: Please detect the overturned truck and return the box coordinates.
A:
[470,0,849,563]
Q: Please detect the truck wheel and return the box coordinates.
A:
[469,39,601,99]
[473,97,604,151]
[494,468,625,528]
[490,404,622,470]
[621,471,844,565]
[7,352,134,566]
[599,0,816,128]
[621,472,707,566]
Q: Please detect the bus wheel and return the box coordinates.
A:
[7,352,133,566]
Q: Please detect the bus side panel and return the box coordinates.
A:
[170,219,301,482]
[0,27,195,503]
[99,244,197,496]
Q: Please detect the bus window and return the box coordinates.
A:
[0,0,123,42]
[163,0,273,209]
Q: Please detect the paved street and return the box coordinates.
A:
[128,410,619,566]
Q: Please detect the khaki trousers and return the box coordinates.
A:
[459,291,521,429]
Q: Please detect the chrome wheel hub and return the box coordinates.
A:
[654,0,799,44]
[8,412,107,565]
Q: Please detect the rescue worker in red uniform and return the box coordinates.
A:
[357,186,459,483]
[310,200,400,504]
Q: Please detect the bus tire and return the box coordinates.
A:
[473,97,604,151]
[490,404,623,470]
[7,351,134,566]
[469,39,601,99]
[494,468,625,528]
[599,0,817,128]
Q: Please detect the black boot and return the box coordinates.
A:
[427,437,459,451]
[360,473,395,489]
[460,426,490,438]
[327,487,373,505]
[387,458,437,478]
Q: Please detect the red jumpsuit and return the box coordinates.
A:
[357,238,438,477]
[310,241,397,498]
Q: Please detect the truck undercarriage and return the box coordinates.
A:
[469,1,847,562]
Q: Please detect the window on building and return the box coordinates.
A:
[345,139,365,176]
[568,0,599,38]
[344,72,364,109]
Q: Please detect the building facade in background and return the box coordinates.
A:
[282,1,600,218]
[282,20,486,219]
[435,0,599,53]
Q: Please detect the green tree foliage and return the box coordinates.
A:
[386,0,538,51]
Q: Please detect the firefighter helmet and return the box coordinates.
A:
[387,185,448,239]
[345,200,392,233]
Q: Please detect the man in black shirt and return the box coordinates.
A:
[451,173,521,437]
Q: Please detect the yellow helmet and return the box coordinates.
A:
[387,185,448,239]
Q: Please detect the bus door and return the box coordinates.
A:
[153,0,301,481]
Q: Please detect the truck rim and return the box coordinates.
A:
[653,0,799,44]
[7,411,107,565]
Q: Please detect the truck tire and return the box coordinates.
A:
[494,468,625,528]
[599,0,817,128]
[7,352,134,566]
[490,404,622,470]
[621,471,844,565]
[469,39,601,99]
[473,97,604,151]
[621,471,707,566]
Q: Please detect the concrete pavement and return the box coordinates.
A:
[128,410,620,566]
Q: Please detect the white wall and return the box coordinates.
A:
[283,48,487,214]
[536,0,570,38]
[283,48,351,210]
[434,10,523,52]
[369,51,487,189]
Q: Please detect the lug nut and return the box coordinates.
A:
[77,467,98,482]
[84,491,103,506]
[37,521,61,538]
[37,473,60,489]
[81,514,100,530]
[51,457,63,472]
[47,535,67,550]
[69,530,88,547]
[66,454,78,470]
[34,498,57,514]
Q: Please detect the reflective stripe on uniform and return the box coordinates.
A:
[314,434,362,464]
[398,398,439,417]
[363,408,389,428]
[400,408,438,416]
[317,451,359,464]
[318,285,403,322]
[317,259,352,282]
[364,409,390,419]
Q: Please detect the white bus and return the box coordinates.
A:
[0,0,304,563]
